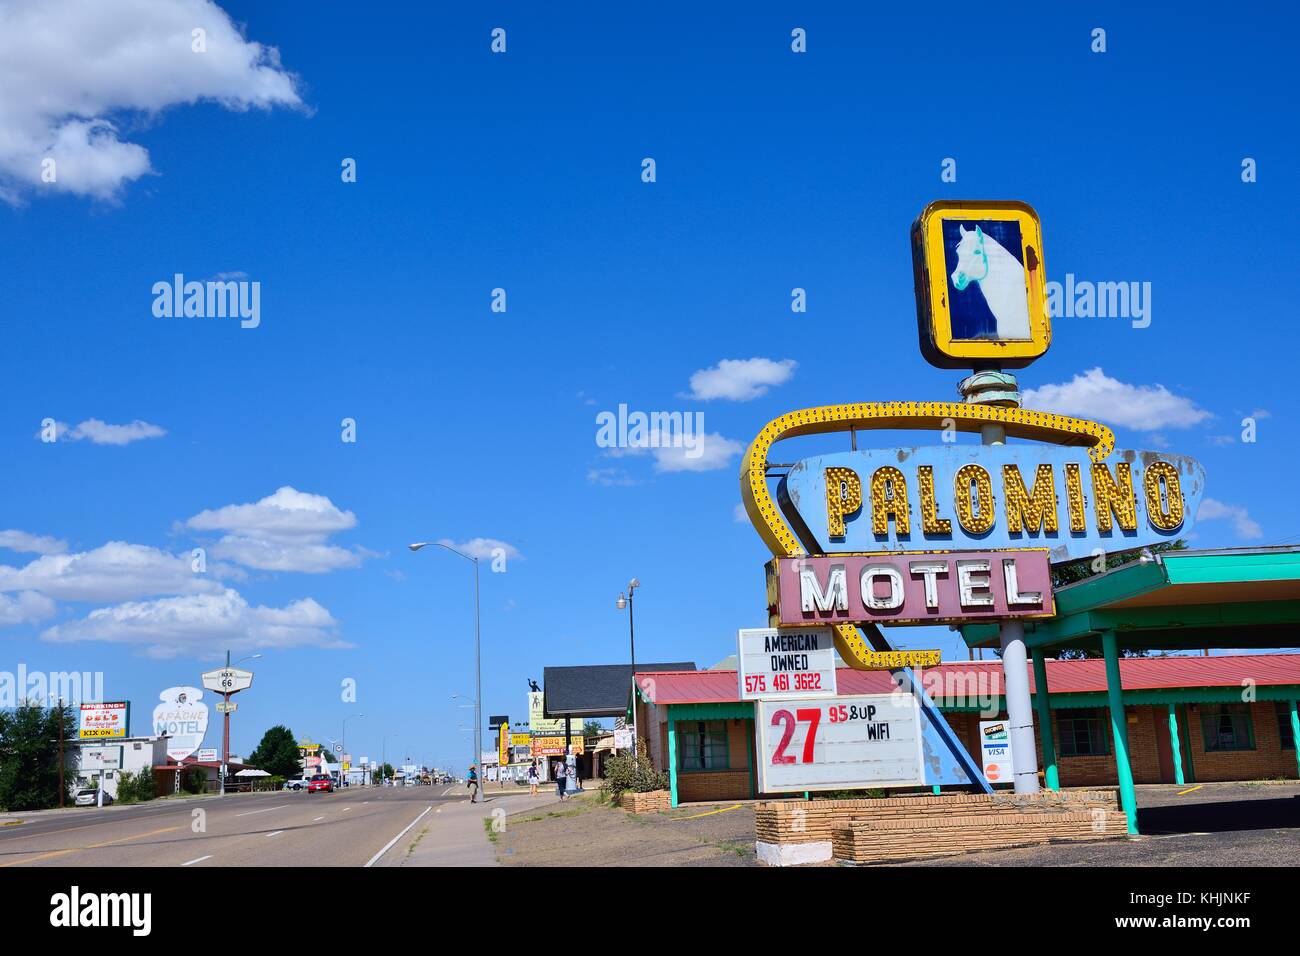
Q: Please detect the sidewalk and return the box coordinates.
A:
[389,784,595,867]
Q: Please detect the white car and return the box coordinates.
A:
[283,777,313,791]
[73,788,111,807]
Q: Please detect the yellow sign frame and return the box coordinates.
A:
[739,401,1114,669]
[911,200,1051,369]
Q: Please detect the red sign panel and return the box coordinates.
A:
[771,549,1054,627]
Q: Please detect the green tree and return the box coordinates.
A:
[582,719,604,739]
[1052,541,1186,660]
[0,701,77,811]
[247,724,301,779]
[373,762,395,783]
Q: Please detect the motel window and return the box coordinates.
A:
[678,721,729,771]
[1200,704,1255,752]
[1057,709,1109,757]
[1275,703,1295,751]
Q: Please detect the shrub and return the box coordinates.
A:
[133,766,157,802]
[599,745,668,800]
[181,767,208,794]
[115,770,139,804]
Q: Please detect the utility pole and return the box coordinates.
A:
[220,649,231,797]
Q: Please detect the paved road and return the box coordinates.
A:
[0,784,473,867]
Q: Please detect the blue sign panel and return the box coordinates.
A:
[777,445,1204,564]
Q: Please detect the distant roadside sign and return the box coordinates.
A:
[79,702,129,739]
[82,746,123,770]
[755,694,924,794]
[197,748,219,762]
[214,701,238,714]
[201,667,254,694]
[737,627,837,701]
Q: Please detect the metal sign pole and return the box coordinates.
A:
[967,368,1041,794]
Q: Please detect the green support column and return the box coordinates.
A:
[667,718,679,808]
[1031,648,1060,791]
[745,722,755,799]
[1101,630,1139,835]
[1167,703,1185,786]
[1290,701,1300,780]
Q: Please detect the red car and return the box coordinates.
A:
[307,774,334,793]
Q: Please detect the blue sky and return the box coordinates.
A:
[0,2,1296,766]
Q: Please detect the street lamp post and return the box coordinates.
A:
[616,578,640,756]
[410,540,483,801]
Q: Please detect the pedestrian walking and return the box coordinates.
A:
[528,762,539,796]
[467,763,479,803]
[555,761,566,800]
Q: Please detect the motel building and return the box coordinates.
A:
[631,548,1300,826]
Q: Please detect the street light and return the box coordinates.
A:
[616,578,640,756]
[410,540,483,803]
[219,651,262,797]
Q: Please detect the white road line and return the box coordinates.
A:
[342,807,352,812]
[266,830,283,838]
[364,805,432,868]
[235,805,289,817]
[313,816,325,822]
[180,855,212,866]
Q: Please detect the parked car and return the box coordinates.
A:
[284,777,313,791]
[73,788,111,807]
[307,773,334,793]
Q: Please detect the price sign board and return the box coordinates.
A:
[201,667,253,694]
[755,694,924,794]
[82,746,123,770]
[738,627,837,701]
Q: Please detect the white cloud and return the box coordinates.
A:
[44,418,167,445]
[435,538,524,562]
[0,0,301,202]
[586,467,637,487]
[652,432,744,472]
[1196,498,1263,540]
[0,529,68,554]
[1021,368,1211,431]
[686,358,797,401]
[185,486,362,573]
[40,588,346,659]
[0,541,221,602]
[0,591,57,626]
[734,503,749,523]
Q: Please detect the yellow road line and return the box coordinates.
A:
[0,824,181,868]
[1177,785,1204,795]
[674,803,742,821]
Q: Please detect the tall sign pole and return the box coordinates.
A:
[202,658,254,797]
[222,650,231,796]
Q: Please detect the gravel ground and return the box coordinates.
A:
[494,794,758,867]
[492,782,1300,868]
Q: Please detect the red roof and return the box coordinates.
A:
[635,653,1300,705]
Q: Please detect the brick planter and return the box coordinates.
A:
[619,790,671,813]
[755,789,1124,866]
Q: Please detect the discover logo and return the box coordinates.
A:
[50,886,151,936]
